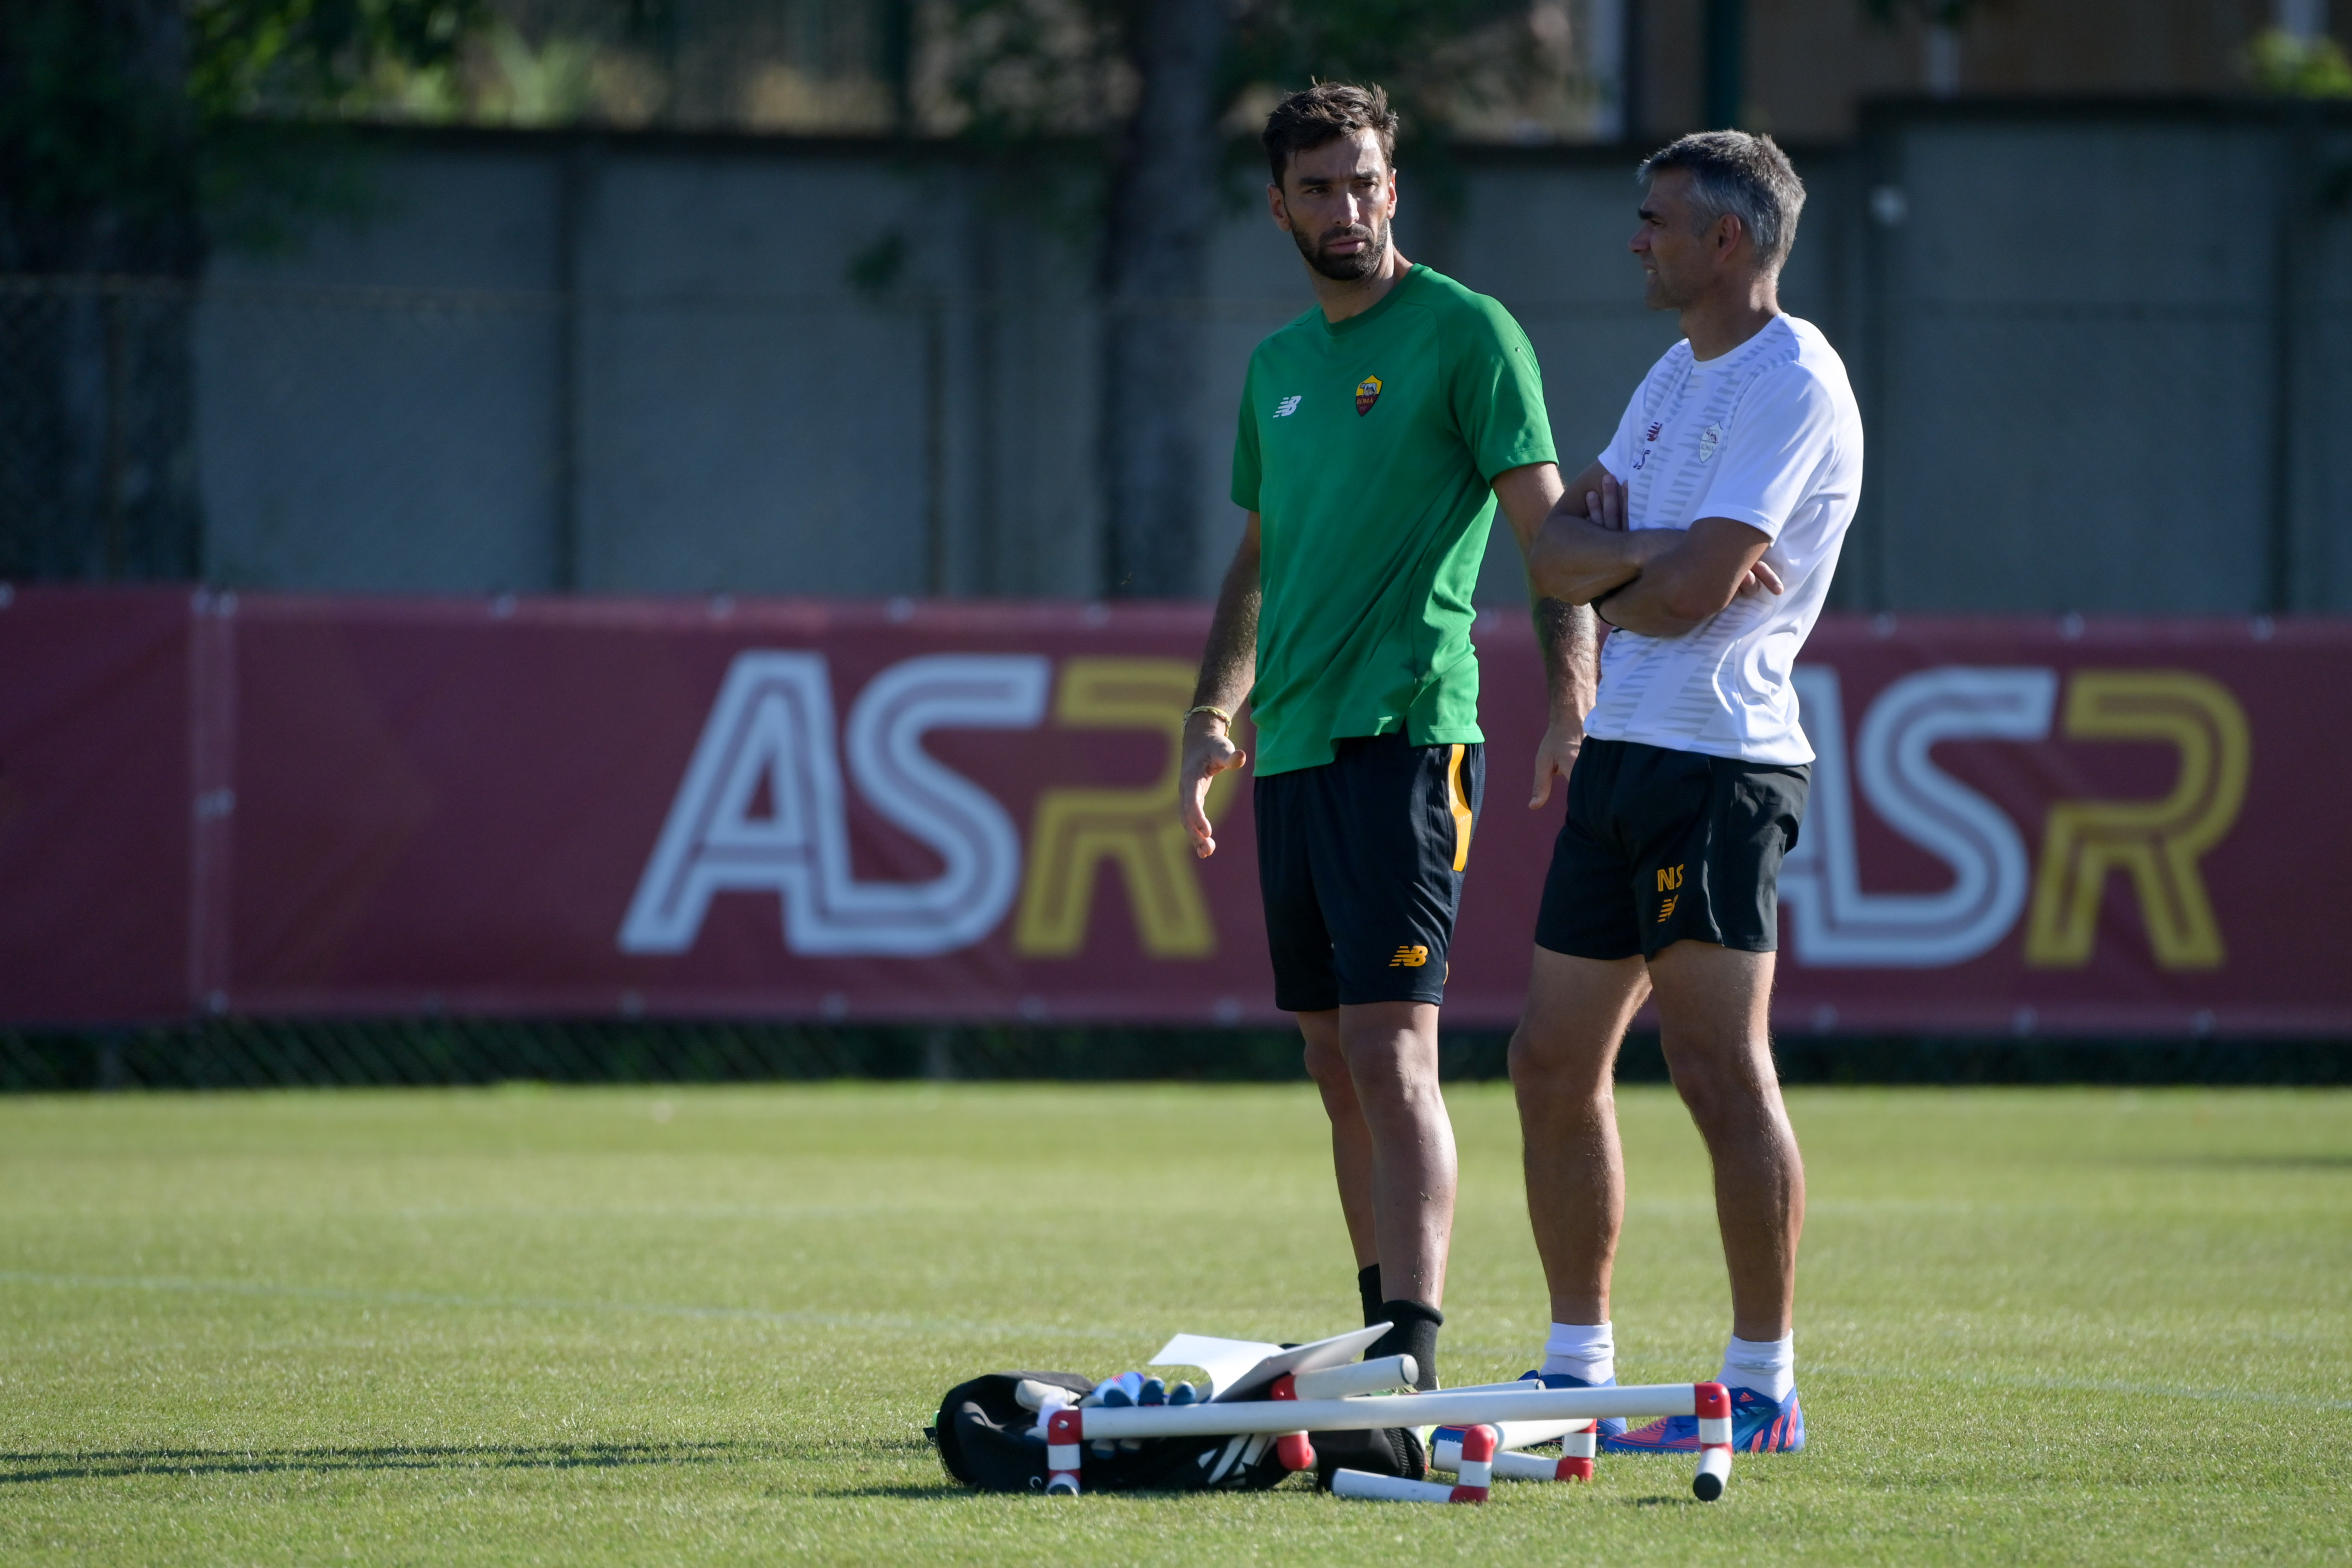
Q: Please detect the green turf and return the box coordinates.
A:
[1,1083,2346,1564]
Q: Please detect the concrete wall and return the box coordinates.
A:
[192,108,2351,612]
[199,146,568,594]
[1847,106,2350,615]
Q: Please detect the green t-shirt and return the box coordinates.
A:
[1231,264,1555,776]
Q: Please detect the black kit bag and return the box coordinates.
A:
[926,1371,1426,1494]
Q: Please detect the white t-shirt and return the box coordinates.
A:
[1585,314,1862,765]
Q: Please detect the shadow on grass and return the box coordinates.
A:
[0,1440,749,1486]
[821,1482,974,1500]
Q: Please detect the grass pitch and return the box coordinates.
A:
[1,1081,2347,1565]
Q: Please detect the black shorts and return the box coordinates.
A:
[1534,737,1808,962]
[1255,732,1485,1012]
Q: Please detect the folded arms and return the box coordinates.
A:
[1527,462,1782,639]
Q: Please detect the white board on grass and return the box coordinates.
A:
[1147,1323,1390,1402]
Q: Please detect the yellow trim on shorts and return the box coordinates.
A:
[1445,743,1473,872]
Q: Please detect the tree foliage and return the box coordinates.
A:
[2248,25,2352,98]
[0,2,197,251]
[0,0,486,262]
[188,0,483,119]
[930,0,1572,150]
[1225,0,1559,139]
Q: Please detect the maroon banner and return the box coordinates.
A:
[2,589,2345,1035]
[0,588,194,1022]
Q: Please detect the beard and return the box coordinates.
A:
[1294,219,1388,281]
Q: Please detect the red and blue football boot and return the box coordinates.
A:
[1602,1384,1803,1453]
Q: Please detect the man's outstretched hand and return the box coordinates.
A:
[1181,715,1246,858]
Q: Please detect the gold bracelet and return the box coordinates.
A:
[1185,704,1234,726]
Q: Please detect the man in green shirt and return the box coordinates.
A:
[1179,82,1593,1395]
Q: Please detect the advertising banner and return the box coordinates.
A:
[3,589,2345,1035]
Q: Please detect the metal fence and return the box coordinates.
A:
[193,279,577,594]
[0,1019,1325,1091]
[0,276,202,582]
[4,1019,2342,1090]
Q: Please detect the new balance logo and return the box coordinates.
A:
[1656,864,1685,892]
[1272,395,1303,418]
[1389,944,1430,968]
[1658,896,1679,922]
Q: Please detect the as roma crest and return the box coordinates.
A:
[1355,374,1383,416]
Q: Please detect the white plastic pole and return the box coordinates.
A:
[1496,1417,1587,1451]
[1436,1416,1590,1453]
[1329,1470,1462,1504]
[1331,1429,1493,1506]
[1073,1381,1697,1441]
[1290,1355,1416,1400]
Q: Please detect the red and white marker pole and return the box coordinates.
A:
[1434,1421,1596,1483]
[1045,1407,1083,1496]
[1269,1374,1317,1473]
[1693,1381,1733,1501]
[1558,1422,1598,1481]
[1447,1423,1497,1502]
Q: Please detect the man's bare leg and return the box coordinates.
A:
[1646,940,1804,1341]
[1302,999,1455,1383]
[1300,1009,1378,1271]
[1513,938,1803,1422]
[1339,1000,1454,1306]
[1509,948,1651,1326]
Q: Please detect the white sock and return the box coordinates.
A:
[1719,1334,1795,1403]
[1540,1321,1615,1385]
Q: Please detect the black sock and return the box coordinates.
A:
[1367,1299,1443,1391]
[1356,1264,1383,1329]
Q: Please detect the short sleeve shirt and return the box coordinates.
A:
[1586,315,1864,765]
[1232,265,1555,776]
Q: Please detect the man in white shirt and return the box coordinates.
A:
[1512,131,1862,1454]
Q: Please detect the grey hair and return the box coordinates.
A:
[1638,131,1806,276]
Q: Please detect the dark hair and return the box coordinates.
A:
[1261,82,1399,187]
[1638,131,1807,276]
